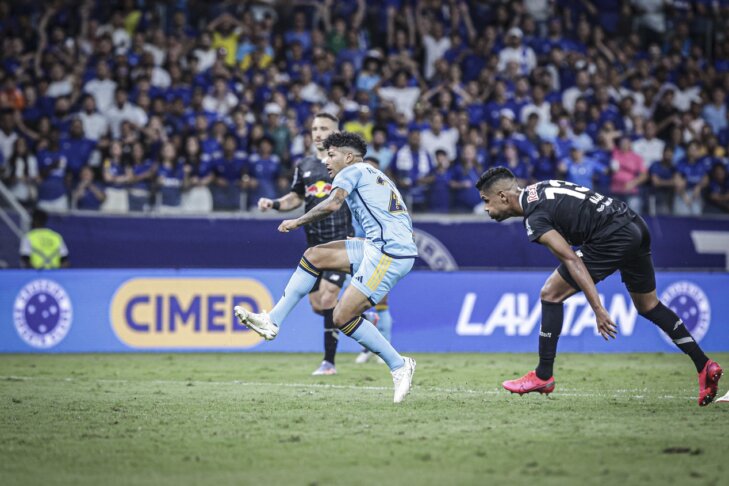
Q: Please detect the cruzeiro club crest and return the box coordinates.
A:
[659,281,710,345]
[13,279,73,349]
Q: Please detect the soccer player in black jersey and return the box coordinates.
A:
[258,112,353,375]
[476,167,723,406]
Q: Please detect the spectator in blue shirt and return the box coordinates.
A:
[127,141,157,212]
[245,136,284,210]
[60,118,96,184]
[648,146,678,215]
[71,166,106,211]
[212,134,247,211]
[560,146,600,189]
[702,87,727,134]
[428,149,452,213]
[156,141,186,213]
[533,140,560,182]
[451,143,483,213]
[704,161,729,214]
[675,141,709,215]
[36,130,69,213]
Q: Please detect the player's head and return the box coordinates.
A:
[311,112,339,151]
[475,167,521,221]
[323,131,367,178]
[31,209,48,229]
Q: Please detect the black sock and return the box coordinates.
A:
[640,302,708,372]
[535,300,563,380]
[323,308,338,365]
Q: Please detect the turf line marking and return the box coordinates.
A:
[0,375,696,401]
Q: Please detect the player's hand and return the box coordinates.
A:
[258,198,274,211]
[278,219,299,233]
[595,308,618,340]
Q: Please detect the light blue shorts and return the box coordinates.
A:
[345,239,414,305]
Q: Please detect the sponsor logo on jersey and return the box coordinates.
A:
[305,180,332,198]
[526,184,539,203]
[13,279,72,349]
[658,281,711,345]
[110,278,273,348]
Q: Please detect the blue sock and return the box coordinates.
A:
[341,315,405,371]
[269,256,320,326]
[376,306,392,342]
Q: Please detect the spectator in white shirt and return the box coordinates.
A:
[416,5,451,81]
[203,77,239,118]
[378,70,422,122]
[105,88,148,139]
[632,120,665,166]
[46,64,73,99]
[562,70,592,114]
[421,111,459,161]
[78,95,109,141]
[84,60,117,113]
[497,27,537,75]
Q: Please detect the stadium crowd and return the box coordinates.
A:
[1,0,729,215]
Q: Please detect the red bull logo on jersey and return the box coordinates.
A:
[306,180,332,198]
[110,278,273,348]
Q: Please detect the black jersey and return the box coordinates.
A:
[291,156,353,245]
[520,180,634,246]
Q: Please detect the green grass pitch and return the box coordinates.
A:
[1,353,727,485]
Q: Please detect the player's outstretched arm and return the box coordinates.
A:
[538,230,618,340]
[259,192,303,212]
[278,188,348,233]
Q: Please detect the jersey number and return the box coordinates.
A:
[544,180,589,200]
[377,176,406,213]
[389,191,406,213]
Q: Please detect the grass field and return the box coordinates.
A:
[1,353,728,486]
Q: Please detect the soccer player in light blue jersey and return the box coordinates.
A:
[235,132,417,403]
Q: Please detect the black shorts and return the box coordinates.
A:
[310,270,347,293]
[557,215,656,294]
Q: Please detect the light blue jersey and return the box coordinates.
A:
[333,163,418,258]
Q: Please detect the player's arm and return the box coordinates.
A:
[278,188,348,233]
[258,191,303,212]
[538,230,617,340]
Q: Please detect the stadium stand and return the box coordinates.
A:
[0,0,728,216]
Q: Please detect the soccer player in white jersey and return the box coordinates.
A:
[235,132,418,403]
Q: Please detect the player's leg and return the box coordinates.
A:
[234,241,349,338]
[334,285,404,371]
[503,237,623,395]
[622,217,722,405]
[355,294,391,364]
[375,294,392,342]
[333,284,415,403]
[310,274,344,375]
[336,240,416,402]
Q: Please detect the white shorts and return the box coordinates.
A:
[345,239,414,305]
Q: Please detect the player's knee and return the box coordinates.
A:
[332,307,354,328]
[303,247,321,268]
[540,284,567,303]
[319,291,338,309]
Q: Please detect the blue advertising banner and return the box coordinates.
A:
[1,269,728,353]
[20,213,729,270]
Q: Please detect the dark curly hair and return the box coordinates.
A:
[475,167,516,192]
[322,131,367,157]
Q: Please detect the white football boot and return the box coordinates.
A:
[391,357,416,403]
[355,350,374,364]
[234,306,279,341]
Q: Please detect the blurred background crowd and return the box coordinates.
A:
[1,0,729,216]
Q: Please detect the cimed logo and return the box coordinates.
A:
[13,279,73,349]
